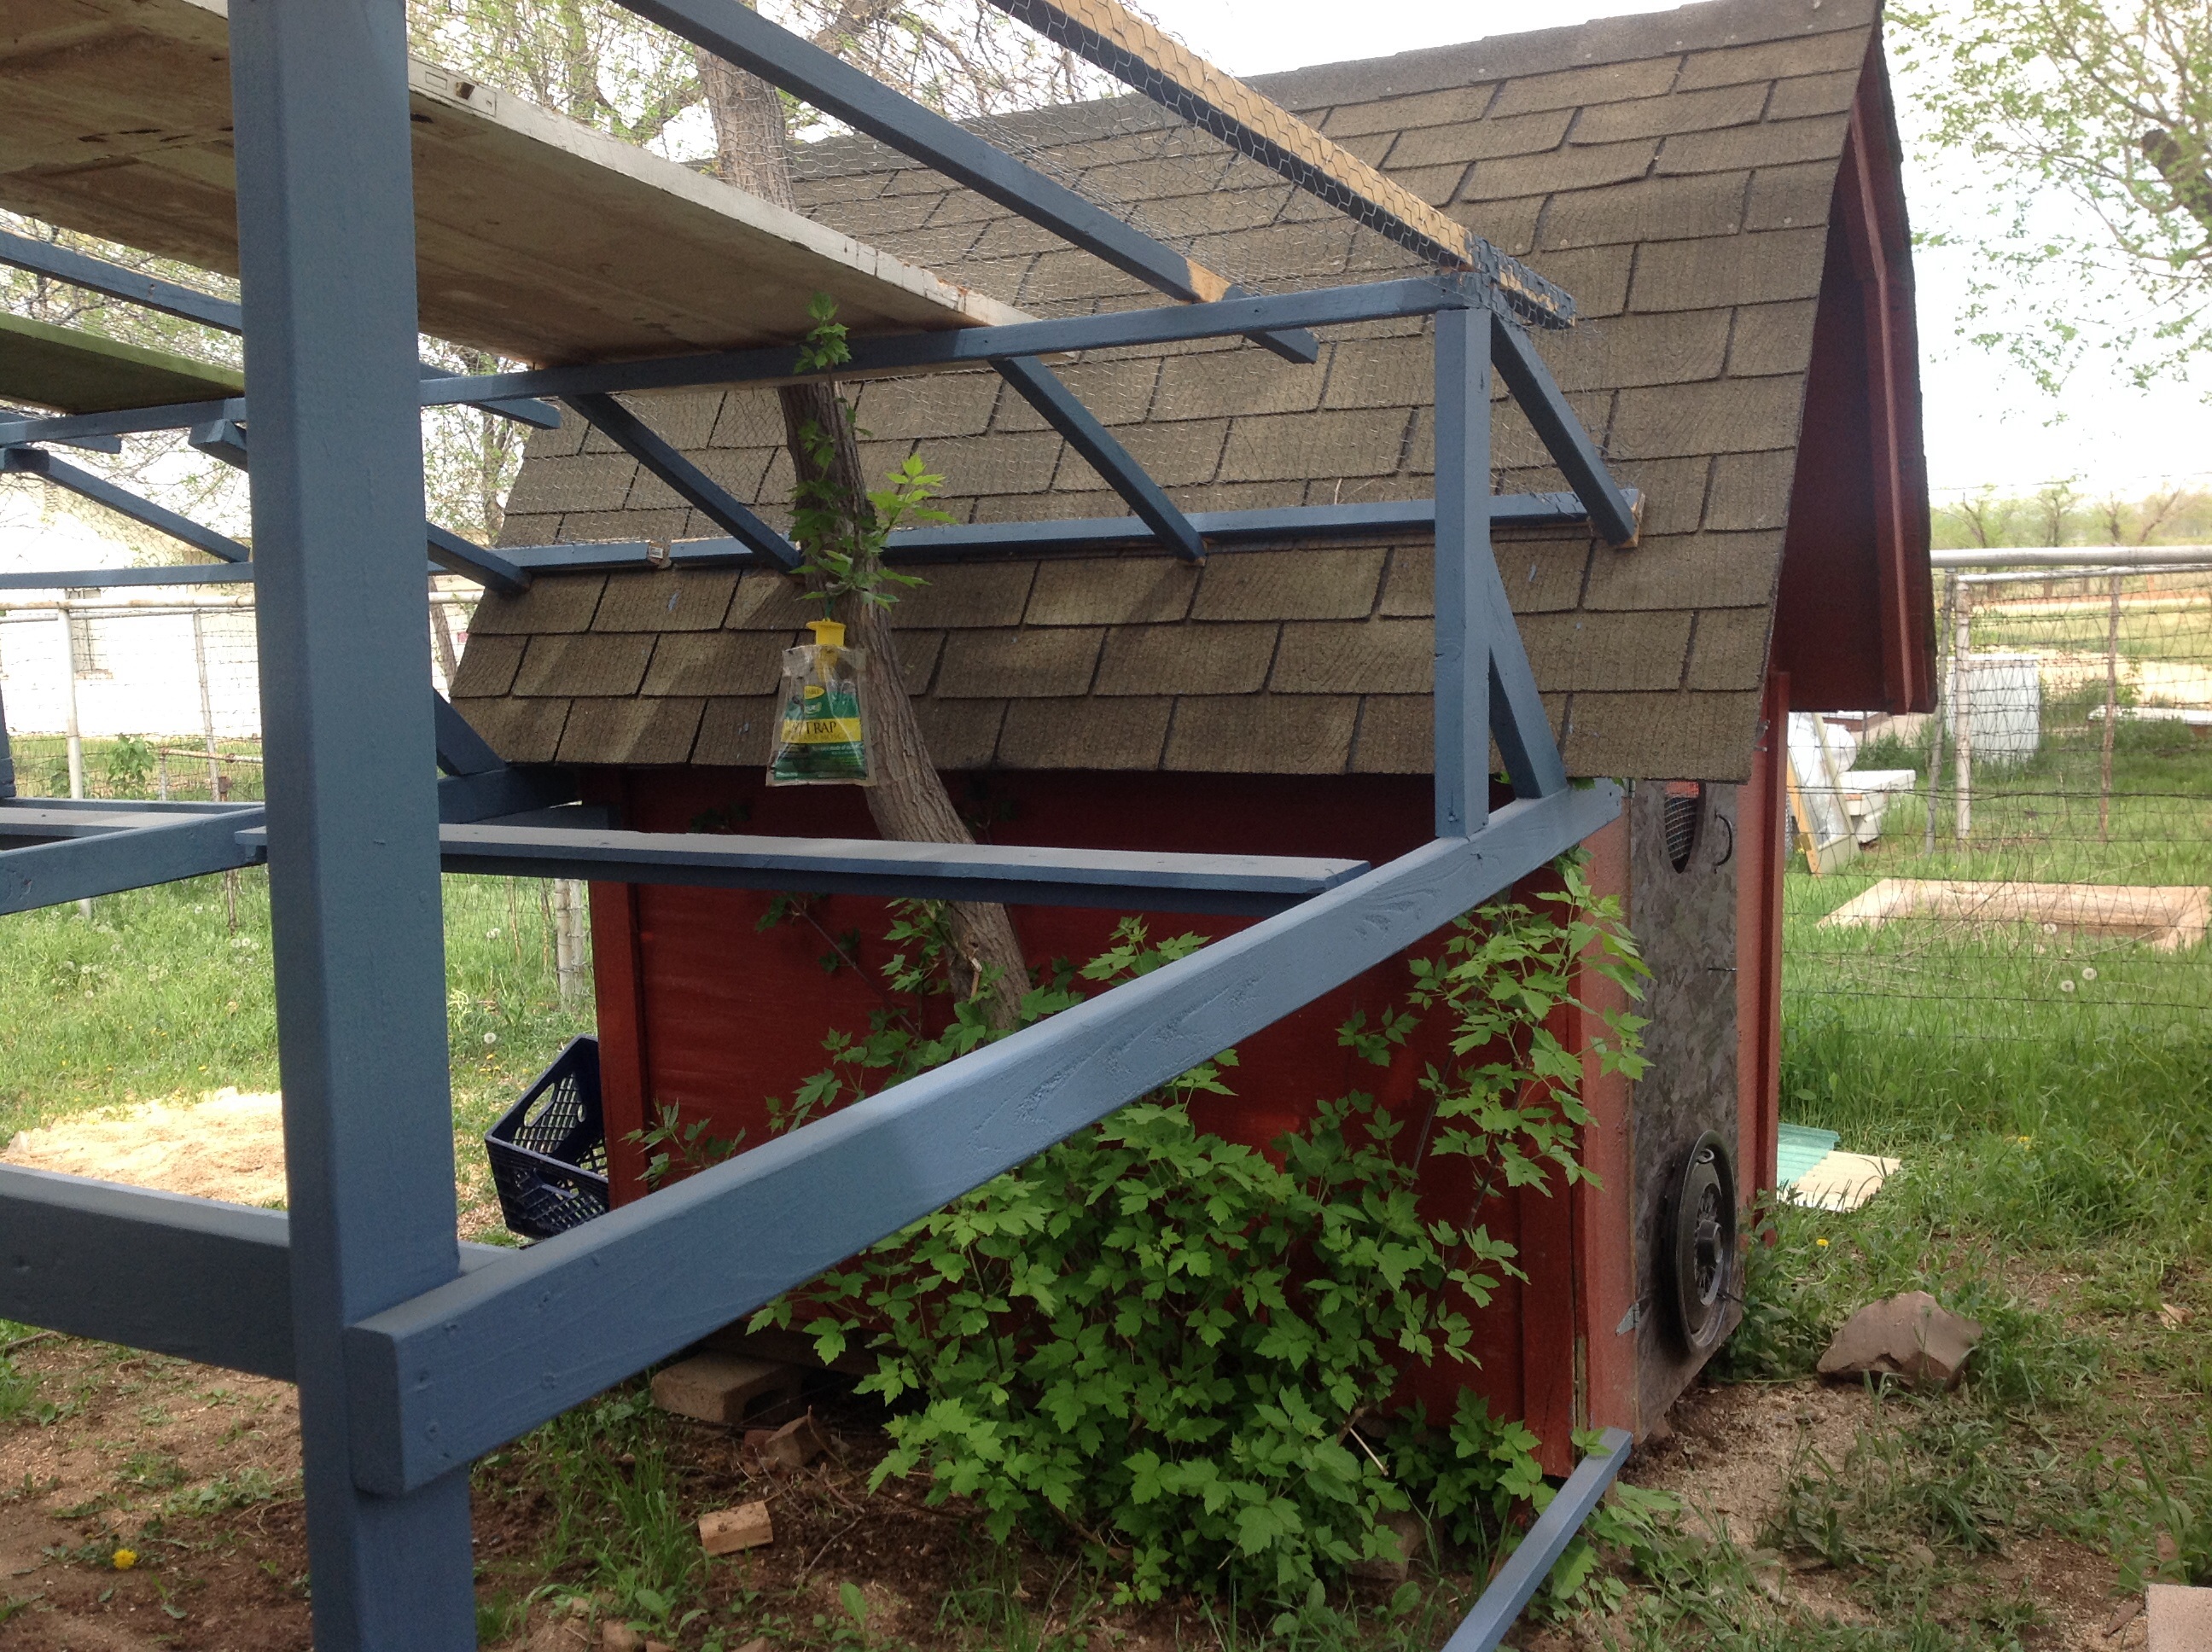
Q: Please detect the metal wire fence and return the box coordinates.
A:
[1783,562,2212,1114]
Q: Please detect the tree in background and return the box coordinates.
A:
[1892,0,2211,393]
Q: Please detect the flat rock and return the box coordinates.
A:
[650,1355,800,1428]
[2150,1585,2212,1652]
[1816,1291,1982,1389]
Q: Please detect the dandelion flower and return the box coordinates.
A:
[1815,1237,1829,1249]
[112,1549,137,1571]
[482,1032,498,1047]
[2081,966,2098,980]
[2059,979,2076,992]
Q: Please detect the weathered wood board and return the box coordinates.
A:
[0,309,242,410]
[0,0,1027,366]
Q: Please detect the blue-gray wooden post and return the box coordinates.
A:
[226,0,476,1642]
[1433,301,1490,838]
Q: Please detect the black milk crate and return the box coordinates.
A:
[484,1036,608,1241]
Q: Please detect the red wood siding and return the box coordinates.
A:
[581,767,1639,1470]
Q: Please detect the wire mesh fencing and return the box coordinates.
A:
[0,588,477,803]
[1783,564,2212,1120]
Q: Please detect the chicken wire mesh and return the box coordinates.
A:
[0,590,476,804]
[1783,564,2212,1102]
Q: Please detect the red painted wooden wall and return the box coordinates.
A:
[583,768,1662,1471]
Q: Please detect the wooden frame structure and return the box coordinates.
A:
[0,0,1645,1642]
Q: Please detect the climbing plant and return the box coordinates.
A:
[719,858,1647,1605]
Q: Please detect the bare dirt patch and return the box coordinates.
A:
[4,1091,288,1208]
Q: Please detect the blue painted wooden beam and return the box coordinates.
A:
[992,357,1205,561]
[420,278,1444,407]
[425,522,531,596]
[0,229,242,332]
[562,393,800,571]
[436,820,1367,913]
[0,806,265,914]
[1,445,250,562]
[0,562,253,590]
[1441,1428,1633,1652]
[0,1166,510,1385]
[0,280,1461,449]
[431,693,505,777]
[1487,312,1639,549]
[494,490,1641,576]
[1432,305,1488,837]
[339,782,1621,1496]
[228,0,481,1628]
[614,0,1313,360]
[0,1165,297,1379]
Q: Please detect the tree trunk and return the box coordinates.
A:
[697,44,1029,1026]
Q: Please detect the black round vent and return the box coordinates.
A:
[1662,1131,1738,1354]
[1662,782,1703,872]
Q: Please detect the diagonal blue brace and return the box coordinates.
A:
[1488,311,1640,549]
[0,228,242,331]
[993,356,1205,561]
[614,0,1314,362]
[1,445,250,562]
[1441,1428,1633,1652]
[563,392,800,572]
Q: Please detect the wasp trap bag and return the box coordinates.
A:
[768,618,872,785]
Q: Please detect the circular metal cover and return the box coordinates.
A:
[1664,1130,1738,1353]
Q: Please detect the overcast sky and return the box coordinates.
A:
[1142,0,2210,509]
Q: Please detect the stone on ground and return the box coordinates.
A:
[2150,1585,2212,1652]
[1816,1290,1982,1389]
[649,1354,800,1427]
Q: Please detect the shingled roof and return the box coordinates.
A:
[455,0,1921,782]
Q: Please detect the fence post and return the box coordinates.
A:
[2098,572,2122,843]
[551,878,590,1009]
[1924,573,1953,856]
[190,609,221,802]
[1953,585,1973,841]
[56,606,90,917]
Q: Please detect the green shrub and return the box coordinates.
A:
[736,859,1644,1605]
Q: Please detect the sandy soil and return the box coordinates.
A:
[5,1091,288,1208]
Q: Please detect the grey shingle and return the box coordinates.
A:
[1544,308,1732,392]
[514,632,655,698]
[1166,695,1359,773]
[1386,109,1573,169]
[691,696,777,768]
[1219,409,1411,483]
[1321,83,1498,138]
[1562,689,1762,780]
[893,561,1037,629]
[1535,171,1748,251]
[1768,70,1861,120]
[1627,227,1827,311]
[1155,349,1328,422]
[1609,375,1804,462]
[1026,556,1199,625]
[1726,300,1819,376]
[592,569,739,633]
[640,631,785,698]
[1349,695,1429,773]
[1684,606,1774,690]
[1705,450,1799,532]
[1582,530,1784,610]
[912,698,1008,769]
[557,697,704,765]
[458,695,569,765]
[998,697,1170,769]
[1522,609,1694,690]
[1489,58,1679,116]
[451,634,525,699]
[1192,549,1387,621]
[468,574,604,637]
[1096,622,1278,695]
[1744,160,1837,232]
[1570,84,1768,145]
[503,453,639,516]
[1271,619,1432,693]
[1656,115,1850,176]
[1466,139,1656,201]
[934,628,1103,698]
[1674,29,1869,91]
